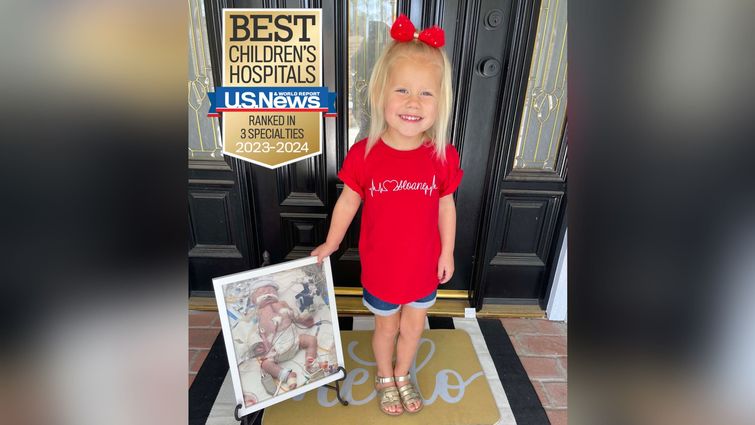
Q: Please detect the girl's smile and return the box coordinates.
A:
[398,114,423,122]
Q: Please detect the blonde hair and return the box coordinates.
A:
[365,40,453,163]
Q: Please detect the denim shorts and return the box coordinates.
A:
[362,287,437,316]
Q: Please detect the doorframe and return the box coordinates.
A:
[546,228,567,321]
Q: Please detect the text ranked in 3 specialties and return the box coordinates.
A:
[235,113,309,154]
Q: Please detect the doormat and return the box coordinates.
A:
[261,330,500,425]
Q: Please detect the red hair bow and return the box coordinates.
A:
[389,14,445,48]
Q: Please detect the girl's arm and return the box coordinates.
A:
[438,194,457,284]
[311,186,362,263]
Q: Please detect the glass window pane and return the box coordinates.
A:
[188,0,223,160]
[513,0,568,171]
[348,1,397,149]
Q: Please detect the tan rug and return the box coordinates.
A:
[262,330,500,425]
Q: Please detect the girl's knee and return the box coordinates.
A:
[374,316,400,338]
[399,317,425,339]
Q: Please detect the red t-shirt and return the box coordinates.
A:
[337,138,464,304]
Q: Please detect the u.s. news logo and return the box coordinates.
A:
[207,87,336,117]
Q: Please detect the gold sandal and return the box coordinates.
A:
[375,375,403,416]
[395,374,423,413]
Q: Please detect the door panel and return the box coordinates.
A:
[497,191,560,263]
[188,160,257,294]
[243,160,330,265]
[485,267,545,300]
[189,190,238,250]
[280,212,329,258]
[278,162,327,207]
[483,190,563,300]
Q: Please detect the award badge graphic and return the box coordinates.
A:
[209,9,336,169]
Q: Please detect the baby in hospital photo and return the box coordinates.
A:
[223,266,340,406]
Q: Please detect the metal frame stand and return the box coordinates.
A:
[322,366,349,406]
[234,406,260,425]
[234,366,349,424]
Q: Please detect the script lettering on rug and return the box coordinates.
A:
[290,337,484,407]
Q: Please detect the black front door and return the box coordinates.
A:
[192,0,568,309]
[188,0,259,296]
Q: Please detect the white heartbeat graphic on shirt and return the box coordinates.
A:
[369,175,438,197]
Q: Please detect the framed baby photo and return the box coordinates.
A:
[212,256,346,417]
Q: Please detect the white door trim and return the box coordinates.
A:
[546,229,567,321]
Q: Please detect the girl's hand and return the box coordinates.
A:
[310,242,339,265]
[437,252,454,284]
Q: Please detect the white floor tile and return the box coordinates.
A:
[351,316,374,330]
[350,314,429,330]
[477,352,500,379]
[487,376,510,408]
[453,317,490,354]
[497,408,517,425]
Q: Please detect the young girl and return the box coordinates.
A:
[311,15,462,416]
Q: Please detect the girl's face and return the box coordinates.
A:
[383,54,442,144]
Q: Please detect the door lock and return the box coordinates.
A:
[478,58,501,77]
[485,9,504,29]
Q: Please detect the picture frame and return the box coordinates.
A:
[213,256,345,417]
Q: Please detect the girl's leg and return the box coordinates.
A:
[394,305,428,412]
[372,312,403,414]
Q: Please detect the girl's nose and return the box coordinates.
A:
[406,94,421,107]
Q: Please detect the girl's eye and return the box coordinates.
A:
[421,91,434,96]
[395,88,408,94]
